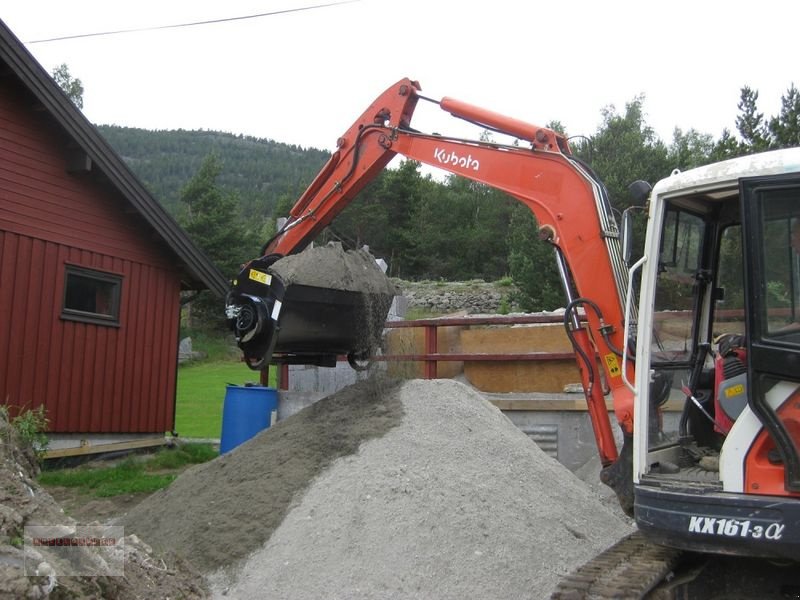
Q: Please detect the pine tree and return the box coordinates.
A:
[735,86,769,153]
[506,204,563,311]
[708,128,742,162]
[179,154,260,327]
[769,84,800,149]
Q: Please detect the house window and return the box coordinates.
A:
[61,266,122,326]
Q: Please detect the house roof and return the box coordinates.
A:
[0,18,228,297]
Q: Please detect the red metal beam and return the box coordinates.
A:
[377,352,577,362]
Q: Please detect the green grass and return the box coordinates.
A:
[175,361,275,438]
[178,328,239,362]
[39,443,216,497]
[144,441,217,470]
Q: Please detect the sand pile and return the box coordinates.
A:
[124,378,631,599]
[0,411,206,599]
[122,377,405,572]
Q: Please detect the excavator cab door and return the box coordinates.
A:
[740,174,800,494]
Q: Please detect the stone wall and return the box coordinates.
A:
[393,279,516,314]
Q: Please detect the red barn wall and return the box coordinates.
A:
[0,78,182,433]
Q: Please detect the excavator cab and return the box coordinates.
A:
[631,152,800,561]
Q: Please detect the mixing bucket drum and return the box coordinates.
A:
[227,246,396,370]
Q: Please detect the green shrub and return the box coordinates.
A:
[1,405,49,460]
[496,276,514,287]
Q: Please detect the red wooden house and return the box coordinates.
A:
[0,19,227,451]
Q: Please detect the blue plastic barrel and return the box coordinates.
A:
[219,385,278,454]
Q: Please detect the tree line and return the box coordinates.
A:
[99,84,800,318]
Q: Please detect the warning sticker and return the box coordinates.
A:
[248,269,271,285]
[604,354,621,377]
[725,384,745,398]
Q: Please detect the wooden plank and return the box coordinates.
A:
[43,436,169,459]
[461,326,579,393]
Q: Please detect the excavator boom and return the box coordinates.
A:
[227,77,634,493]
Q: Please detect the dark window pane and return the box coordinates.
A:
[61,267,121,325]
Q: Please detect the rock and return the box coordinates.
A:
[179,337,207,364]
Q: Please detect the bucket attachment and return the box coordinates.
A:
[226,244,396,370]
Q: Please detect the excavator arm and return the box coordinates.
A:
[262,79,421,255]
[227,79,639,501]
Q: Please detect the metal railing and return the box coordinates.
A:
[378,314,577,379]
[270,312,587,390]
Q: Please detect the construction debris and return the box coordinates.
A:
[0,410,206,599]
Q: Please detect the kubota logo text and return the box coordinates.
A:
[434,148,480,171]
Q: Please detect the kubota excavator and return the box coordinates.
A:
[225,78,800,597]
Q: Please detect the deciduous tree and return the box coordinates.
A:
[51,63,83,109]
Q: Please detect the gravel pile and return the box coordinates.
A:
[122,376,405,572]
[270,242,397,295]
[210,379,631,599]
[126,377,631,599]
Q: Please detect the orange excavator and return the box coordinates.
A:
[225,78,800,597]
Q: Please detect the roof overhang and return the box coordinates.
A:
[0,18,228,297]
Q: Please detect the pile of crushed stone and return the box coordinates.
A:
[270,242,397,295]
[122,376,405,572]
[0,411,206,599]
[124,378,632,599]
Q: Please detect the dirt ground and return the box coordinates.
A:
[47,487,148,524]
[45,456,205,525]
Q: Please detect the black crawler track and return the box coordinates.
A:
[550,532,682,599]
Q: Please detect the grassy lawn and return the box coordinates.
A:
[39,443,217,497]
[175,361,275,439]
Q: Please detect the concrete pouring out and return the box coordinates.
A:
[124,376,632,599]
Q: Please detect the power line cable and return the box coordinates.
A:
[28,0,358,44]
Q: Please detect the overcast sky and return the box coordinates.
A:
[3,1,799,153]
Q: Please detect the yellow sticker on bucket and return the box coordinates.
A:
[248,269,271,285]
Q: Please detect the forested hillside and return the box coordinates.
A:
[98,125,330,217]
